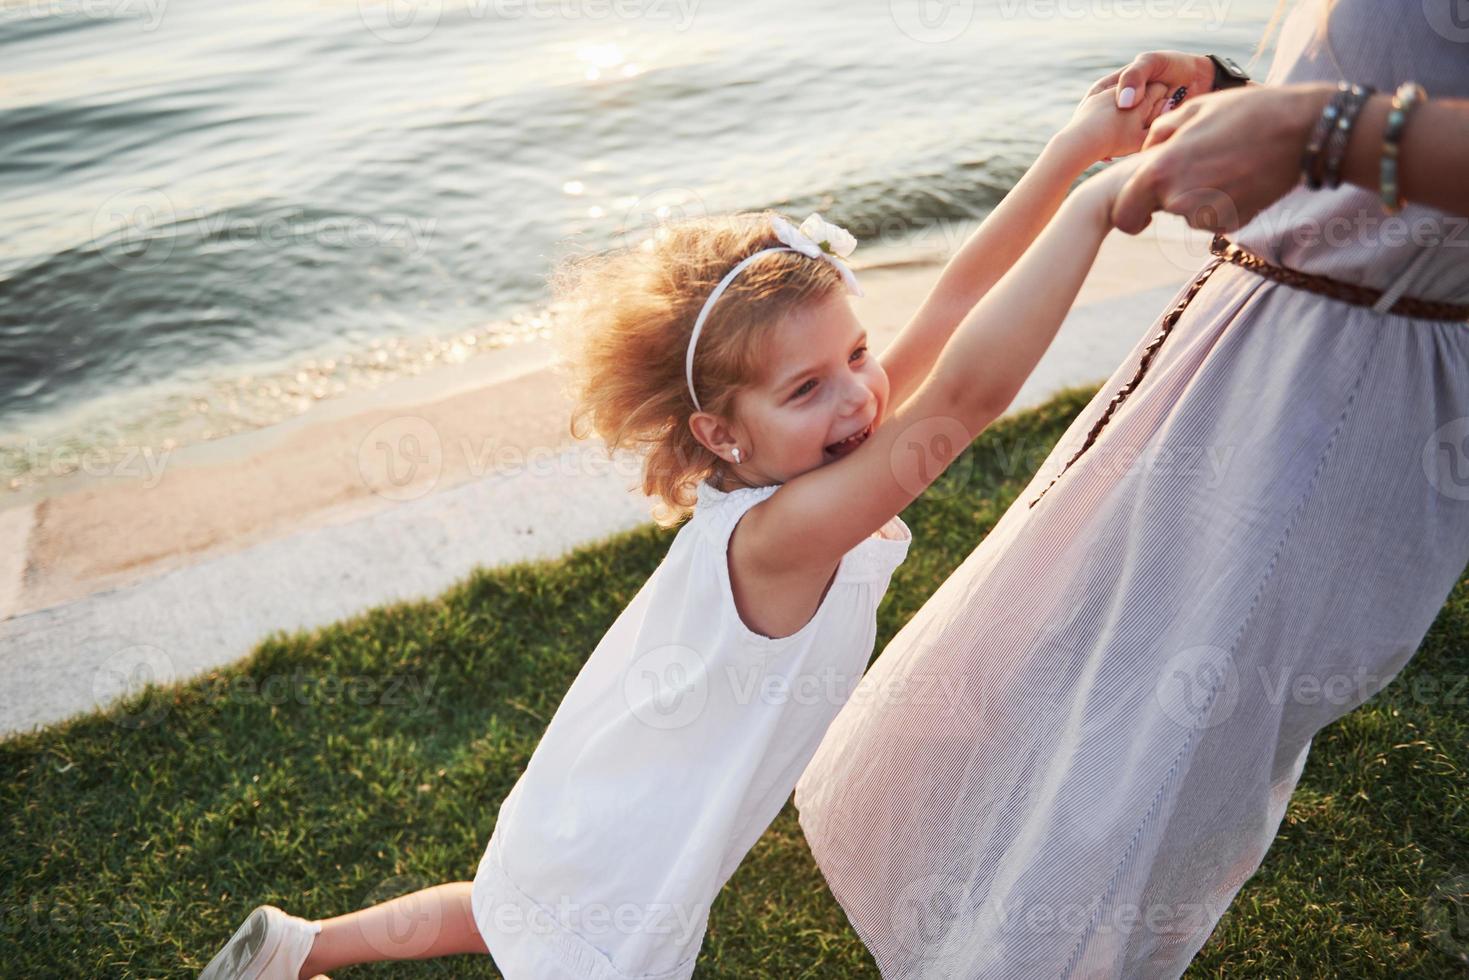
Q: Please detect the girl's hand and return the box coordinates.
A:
[1075,151,1150,227]
[1064,81,1176,164]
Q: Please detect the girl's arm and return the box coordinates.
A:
[740,152,1144,584]
[881,84,1175,410]
[879,133,1095,410]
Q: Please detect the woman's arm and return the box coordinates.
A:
[882,84,1173,410]
[1338,93,1469,219]
[1113,83,1469,234]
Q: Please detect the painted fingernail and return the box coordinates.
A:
[1118,86,1137,108]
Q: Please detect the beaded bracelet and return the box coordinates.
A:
[1381,81,1426,214]
[1321,83,1375,189]
[1301,82,1372,190]
[1301,82,1348,188]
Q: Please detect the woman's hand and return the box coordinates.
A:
[1087,50,1216,109]
[1064,81,1174,164]
[1111,82,1336,233]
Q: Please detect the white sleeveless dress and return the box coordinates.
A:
[471,478,910,979]
[793,3,1469,977]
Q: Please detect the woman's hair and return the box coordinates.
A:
[1252,0,1339,68]
[551,211,846,527]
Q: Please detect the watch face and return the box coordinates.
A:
[1211,53,1249,87]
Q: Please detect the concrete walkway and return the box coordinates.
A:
[0,223,1209,737]
[0,456,656,736]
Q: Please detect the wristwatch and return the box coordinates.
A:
[1208,53,1251,91]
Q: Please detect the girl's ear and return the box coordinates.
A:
[689,410,738,461]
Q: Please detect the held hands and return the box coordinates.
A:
[1086,49,1338,235]
[1065,81,1177,164]
[1086,50,1216,110]
[1111,82,1336,234]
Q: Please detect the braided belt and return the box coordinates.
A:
[1028,235,1469,508]
[1208,236,1469,321]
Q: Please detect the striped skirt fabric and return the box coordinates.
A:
[793,255,1469,977]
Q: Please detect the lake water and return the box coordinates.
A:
[0,0,1276,488]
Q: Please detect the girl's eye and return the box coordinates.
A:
[790,347,867,400]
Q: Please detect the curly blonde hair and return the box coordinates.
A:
[551,211,846,527]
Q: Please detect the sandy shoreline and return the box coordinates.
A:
[0,216,1212,735]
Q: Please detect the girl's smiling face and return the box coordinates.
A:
[691,290,889,489]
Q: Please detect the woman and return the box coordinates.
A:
[793,2,1469,976]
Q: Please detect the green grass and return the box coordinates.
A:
[3,386,1466,978]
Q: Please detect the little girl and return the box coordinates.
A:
[199,81,1175,980]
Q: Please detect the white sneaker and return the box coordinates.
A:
[199,904,321,980]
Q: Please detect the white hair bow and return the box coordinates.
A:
[770,213,863,297]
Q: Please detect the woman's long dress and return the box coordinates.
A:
[793,3,1469,976]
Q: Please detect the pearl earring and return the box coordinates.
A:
[731,447,742,463]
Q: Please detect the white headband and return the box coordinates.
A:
[684,213,863,412]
